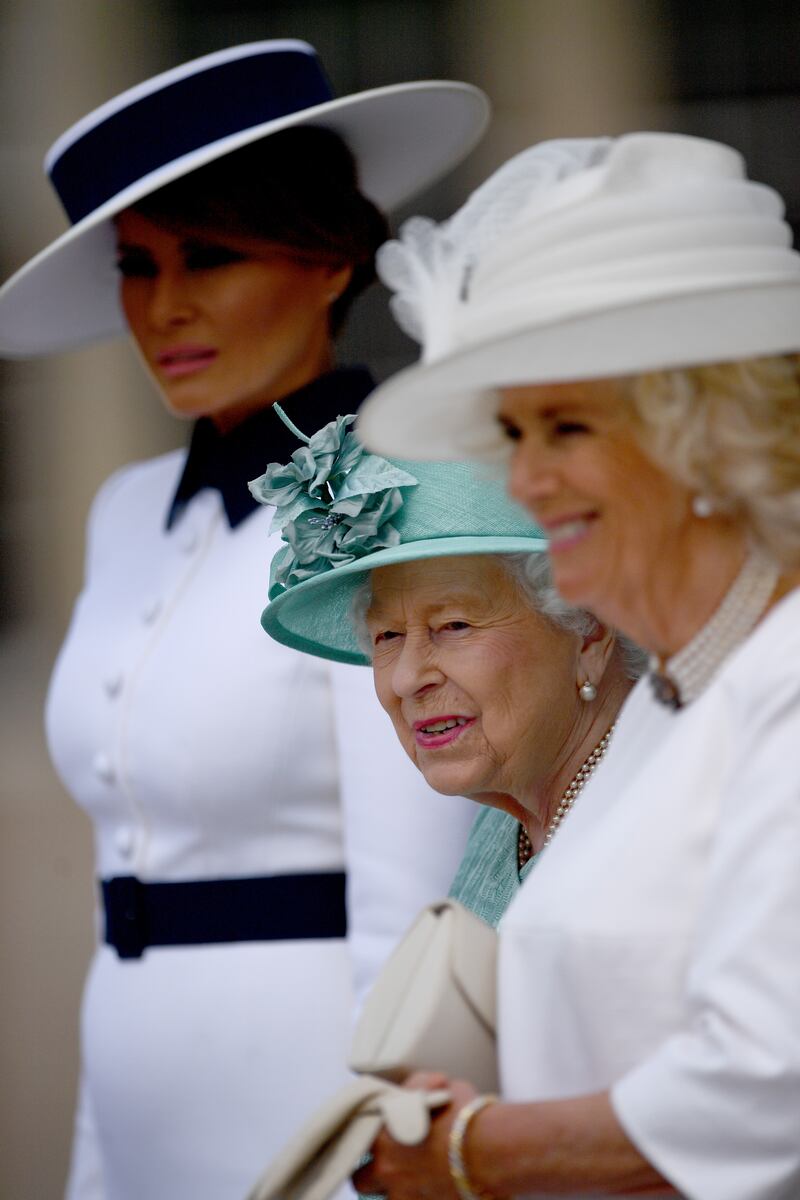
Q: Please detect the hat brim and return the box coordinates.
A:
[0,81,489,357]
[356,282,800,461]
[261,533,547,665]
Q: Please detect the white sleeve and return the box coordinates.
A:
[64,1072,106,1200]
[61,460,177,1199]
[611,676,800,1200]
[327,660,477,1009]
[60,476,130,1200]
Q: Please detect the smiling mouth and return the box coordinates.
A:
[413,716,475,748]
[547,516,595,551]
[417,717,469,734]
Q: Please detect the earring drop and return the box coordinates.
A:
[579,680,597,702]
[692,494,715,519]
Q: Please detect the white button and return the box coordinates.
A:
[141,598,162,624]
[114,826,135,858]
[92,751,116,785]
[103,673,123,699]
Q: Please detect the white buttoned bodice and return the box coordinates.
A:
[47,449,475,1200]
[47,451,348,882]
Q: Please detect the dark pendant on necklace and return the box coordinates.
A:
[517,824,534,871]
[649,671,683,710]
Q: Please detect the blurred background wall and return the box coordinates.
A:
[0,0,797,1194]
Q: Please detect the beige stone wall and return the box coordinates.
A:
[0,6,175,1195]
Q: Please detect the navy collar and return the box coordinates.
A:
[166,366,375,530]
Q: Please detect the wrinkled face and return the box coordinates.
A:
[115,210,351,428]
[366,555,584,802]
[497,380,699,638]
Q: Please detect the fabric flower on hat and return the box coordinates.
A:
[377,138,611,362]
[249,414,417,593]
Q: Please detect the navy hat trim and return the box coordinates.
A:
[49,48,334,226]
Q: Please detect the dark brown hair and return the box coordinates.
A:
[132,126,389,334]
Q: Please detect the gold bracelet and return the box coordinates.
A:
[447,1093,499,1200]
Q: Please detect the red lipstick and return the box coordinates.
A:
[413,714,475,749]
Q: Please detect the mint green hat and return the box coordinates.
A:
[249,412,547,665]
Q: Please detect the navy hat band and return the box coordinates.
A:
[49,49,334,226]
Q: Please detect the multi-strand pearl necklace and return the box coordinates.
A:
[649,548,779,710]
[517,722,616,869]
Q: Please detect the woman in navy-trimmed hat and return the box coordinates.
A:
[0,41,488,1200]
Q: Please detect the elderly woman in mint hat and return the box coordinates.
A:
[351,135,800,1198]
[0,41,490,1200]
[251,416,643,930]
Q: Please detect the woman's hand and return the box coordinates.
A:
[352,1072,481,1200]
[354,1079,677,1199]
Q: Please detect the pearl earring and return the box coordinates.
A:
[579,680,597,702]
[692,494,715,519]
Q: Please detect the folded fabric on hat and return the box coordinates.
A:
[357,132,800,463]
[251,422,546,664]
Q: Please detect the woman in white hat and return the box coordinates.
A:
[353,135,800,1198]
[0,41,488,1200]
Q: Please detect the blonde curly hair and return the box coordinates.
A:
[624,354,800,566]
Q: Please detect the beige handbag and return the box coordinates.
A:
[246,900,497,1200]
[245,1077,451,1200]
[349,898,498,1091]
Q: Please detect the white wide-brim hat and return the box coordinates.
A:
[356,132,800,462]
[0,39,489,357]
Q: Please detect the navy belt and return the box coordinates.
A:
[101,872,347,959]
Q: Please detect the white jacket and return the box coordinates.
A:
[500,590,800,1200]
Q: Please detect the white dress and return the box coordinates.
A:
[47,439,475,1200]
[499,589,800,1200]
